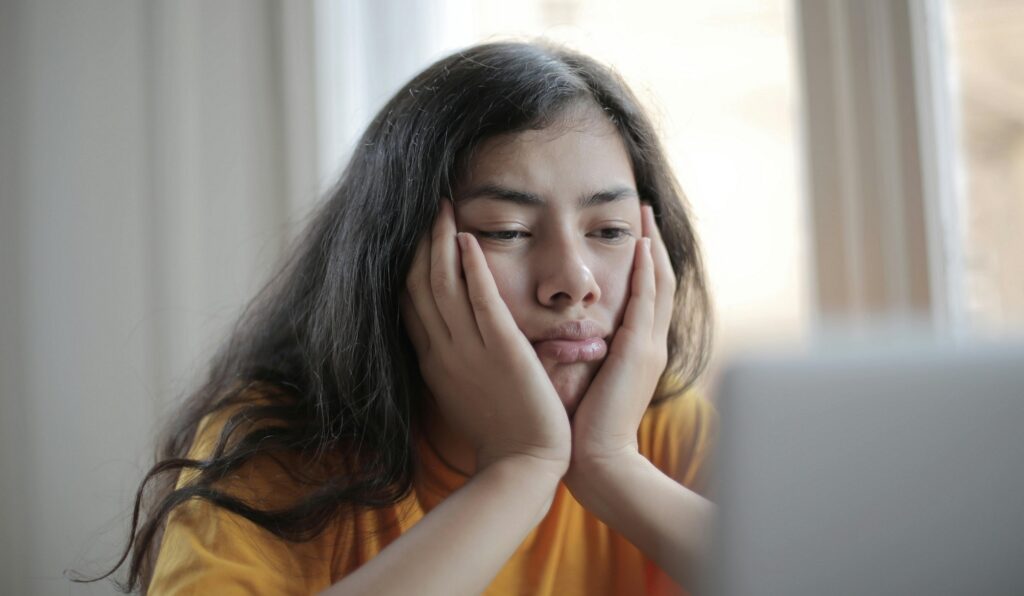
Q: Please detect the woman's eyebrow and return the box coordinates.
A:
[456,183,638,207]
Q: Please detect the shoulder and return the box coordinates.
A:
[637,388,718,498]
[152,489,339,595]
[151,387,355,593]
[180,387,344,509]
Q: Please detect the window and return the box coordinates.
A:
[440,0,809,373]
[945,0,1024,337]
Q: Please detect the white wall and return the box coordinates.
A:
[0,1,318,593]
[1,4,33,594]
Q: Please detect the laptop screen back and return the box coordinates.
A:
[704,341,1024,596]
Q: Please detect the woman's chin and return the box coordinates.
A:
[542,360,600,416]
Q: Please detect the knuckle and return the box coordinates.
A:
[468,292,493,312]
[430,271,453,294]
[437,350,459,371]
[416,339,434,356]
[430,218,446,239]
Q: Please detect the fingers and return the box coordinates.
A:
[406,228,450,342]
[430,199,482,344]
[458,232,520,349]
[641,204,677,335]
[619,234,656,339]
[401,290,430,354]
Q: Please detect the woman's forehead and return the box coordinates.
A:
[455,109,636,208]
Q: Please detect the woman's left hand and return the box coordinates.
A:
[564,204,676,490]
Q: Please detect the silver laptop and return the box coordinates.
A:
[702,339,1024,596]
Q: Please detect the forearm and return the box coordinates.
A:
[571,452,715,591]
[319,455,563,596]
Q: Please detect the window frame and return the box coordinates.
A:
[794,0,967,336]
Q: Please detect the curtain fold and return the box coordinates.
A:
[0,2,318,592]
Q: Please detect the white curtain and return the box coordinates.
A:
[0,0,454,590]
[313,0,470,191]
[0,0,452,593]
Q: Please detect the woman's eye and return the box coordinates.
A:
[478,230,530,241]
[476,228,631,242]
[593,228,632,241]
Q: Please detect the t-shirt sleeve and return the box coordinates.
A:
[148,408,340,595]
[149,497,334,595]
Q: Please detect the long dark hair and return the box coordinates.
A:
[76,38,713,593]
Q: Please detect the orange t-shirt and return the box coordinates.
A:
[149,392,717,595]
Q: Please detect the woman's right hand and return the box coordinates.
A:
[401,198,571,474]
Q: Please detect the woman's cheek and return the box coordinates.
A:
[600,250,635,326]
[480,253,531,326]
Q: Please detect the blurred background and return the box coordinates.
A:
[0,0,1020,593]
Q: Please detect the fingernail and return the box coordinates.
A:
[457,233,467,251]
[643,238,651,253]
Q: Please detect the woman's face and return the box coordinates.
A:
[453,104,642,415]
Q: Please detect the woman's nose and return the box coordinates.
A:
[535,238,602,308]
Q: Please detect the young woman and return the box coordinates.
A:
[85,39,716,595]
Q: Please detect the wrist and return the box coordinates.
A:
[570,439,640,473]
[477,453,565,522]
[573,445,645,477]
[565,448,648,519]
[479,451,569,485]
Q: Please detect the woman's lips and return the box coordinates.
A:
[532,337,608,363]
